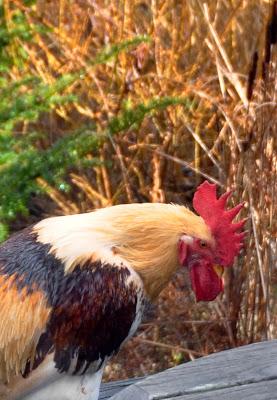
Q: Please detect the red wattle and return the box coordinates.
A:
[189,260,223,302]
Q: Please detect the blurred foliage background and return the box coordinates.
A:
[0,0,276,381]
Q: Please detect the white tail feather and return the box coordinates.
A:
[4,356,104,400]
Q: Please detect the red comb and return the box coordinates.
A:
[193,181,246,266]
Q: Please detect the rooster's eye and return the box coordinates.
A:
[199,240,207,248]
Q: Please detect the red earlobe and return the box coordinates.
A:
[178,240,188,266]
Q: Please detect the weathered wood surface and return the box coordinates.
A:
[99,377,142,399]
[108,340,277,399]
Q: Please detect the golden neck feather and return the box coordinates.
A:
[96,203,212,300]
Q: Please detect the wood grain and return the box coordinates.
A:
[99,377,143,399]
[109,340,277,399]
[165,380,277,400]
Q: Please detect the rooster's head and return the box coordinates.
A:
[178,181,245,301]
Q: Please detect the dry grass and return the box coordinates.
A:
[4,0,277,380]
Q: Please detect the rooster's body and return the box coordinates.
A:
[0,182,245,400]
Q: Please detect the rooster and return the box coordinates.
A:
[0,181,245,400]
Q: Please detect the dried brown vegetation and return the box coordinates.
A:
[3,0,277,380]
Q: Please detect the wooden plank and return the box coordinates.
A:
[109,340,277,399]
[165,379,277,400]
[99,377,143,399]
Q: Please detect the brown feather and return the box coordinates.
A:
[0,275,51,382]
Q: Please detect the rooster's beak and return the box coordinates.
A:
[212,264,224,278]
